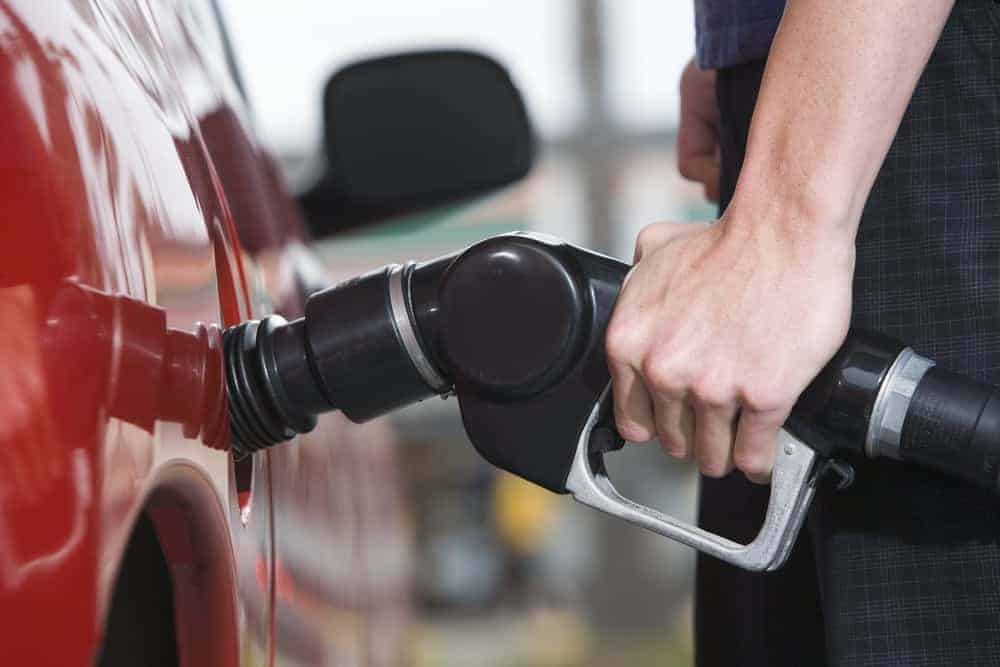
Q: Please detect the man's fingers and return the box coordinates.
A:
[692,401,738,477]
[677,93,720,204]
[702,168,721,202]
[652,394,694,459]
[610,366,656,443]
[678,99,718,161]
[678,155,720,202]
[733,408,787,484]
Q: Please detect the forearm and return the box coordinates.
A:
[730,0,955,240]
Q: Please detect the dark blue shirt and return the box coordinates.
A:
[694,0,786,69]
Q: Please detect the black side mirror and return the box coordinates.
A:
[299,50,536,236]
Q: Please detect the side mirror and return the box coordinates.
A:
[299,50,536,236]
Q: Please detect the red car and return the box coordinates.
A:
[0,0,531,664]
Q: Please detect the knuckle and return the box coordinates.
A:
[635,225,656,249]
[641,355,683,395]
[690,379,731,409]
[740,381,794,415]
[634,224,666,259]
[604,321,637,366]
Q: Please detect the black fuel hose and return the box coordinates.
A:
[794,329,1000,489]
[224,233,1000,492]
[899,367,1000,487]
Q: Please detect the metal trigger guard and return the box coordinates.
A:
[564,385,821,572]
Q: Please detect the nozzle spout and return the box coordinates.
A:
[224,256,455,457]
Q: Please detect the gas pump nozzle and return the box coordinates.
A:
[225,233,1000,572]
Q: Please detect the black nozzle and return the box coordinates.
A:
[224,317,307,455]
[437,234,593,400]
[224,261,454,457]
[222,233,626,464]
[298,264,447,420]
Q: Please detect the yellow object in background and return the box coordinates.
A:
[493,472,559,556]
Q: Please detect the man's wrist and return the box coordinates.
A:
[717,185,859,273]
[723,162,862,250]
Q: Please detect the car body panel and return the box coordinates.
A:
[0,0,411,664]
[0,0,267,662]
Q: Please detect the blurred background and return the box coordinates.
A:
[221,2,715,665]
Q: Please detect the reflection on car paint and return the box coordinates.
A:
[0,0,412,664]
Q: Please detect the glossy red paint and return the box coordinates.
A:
[0,0,411,665]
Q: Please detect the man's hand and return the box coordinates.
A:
[606,213,853,482]
[606,0,954,482]
[677,59,720,202]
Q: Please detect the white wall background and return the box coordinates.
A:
[219,1,695,156]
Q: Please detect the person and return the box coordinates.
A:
[605,1,1000,665]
